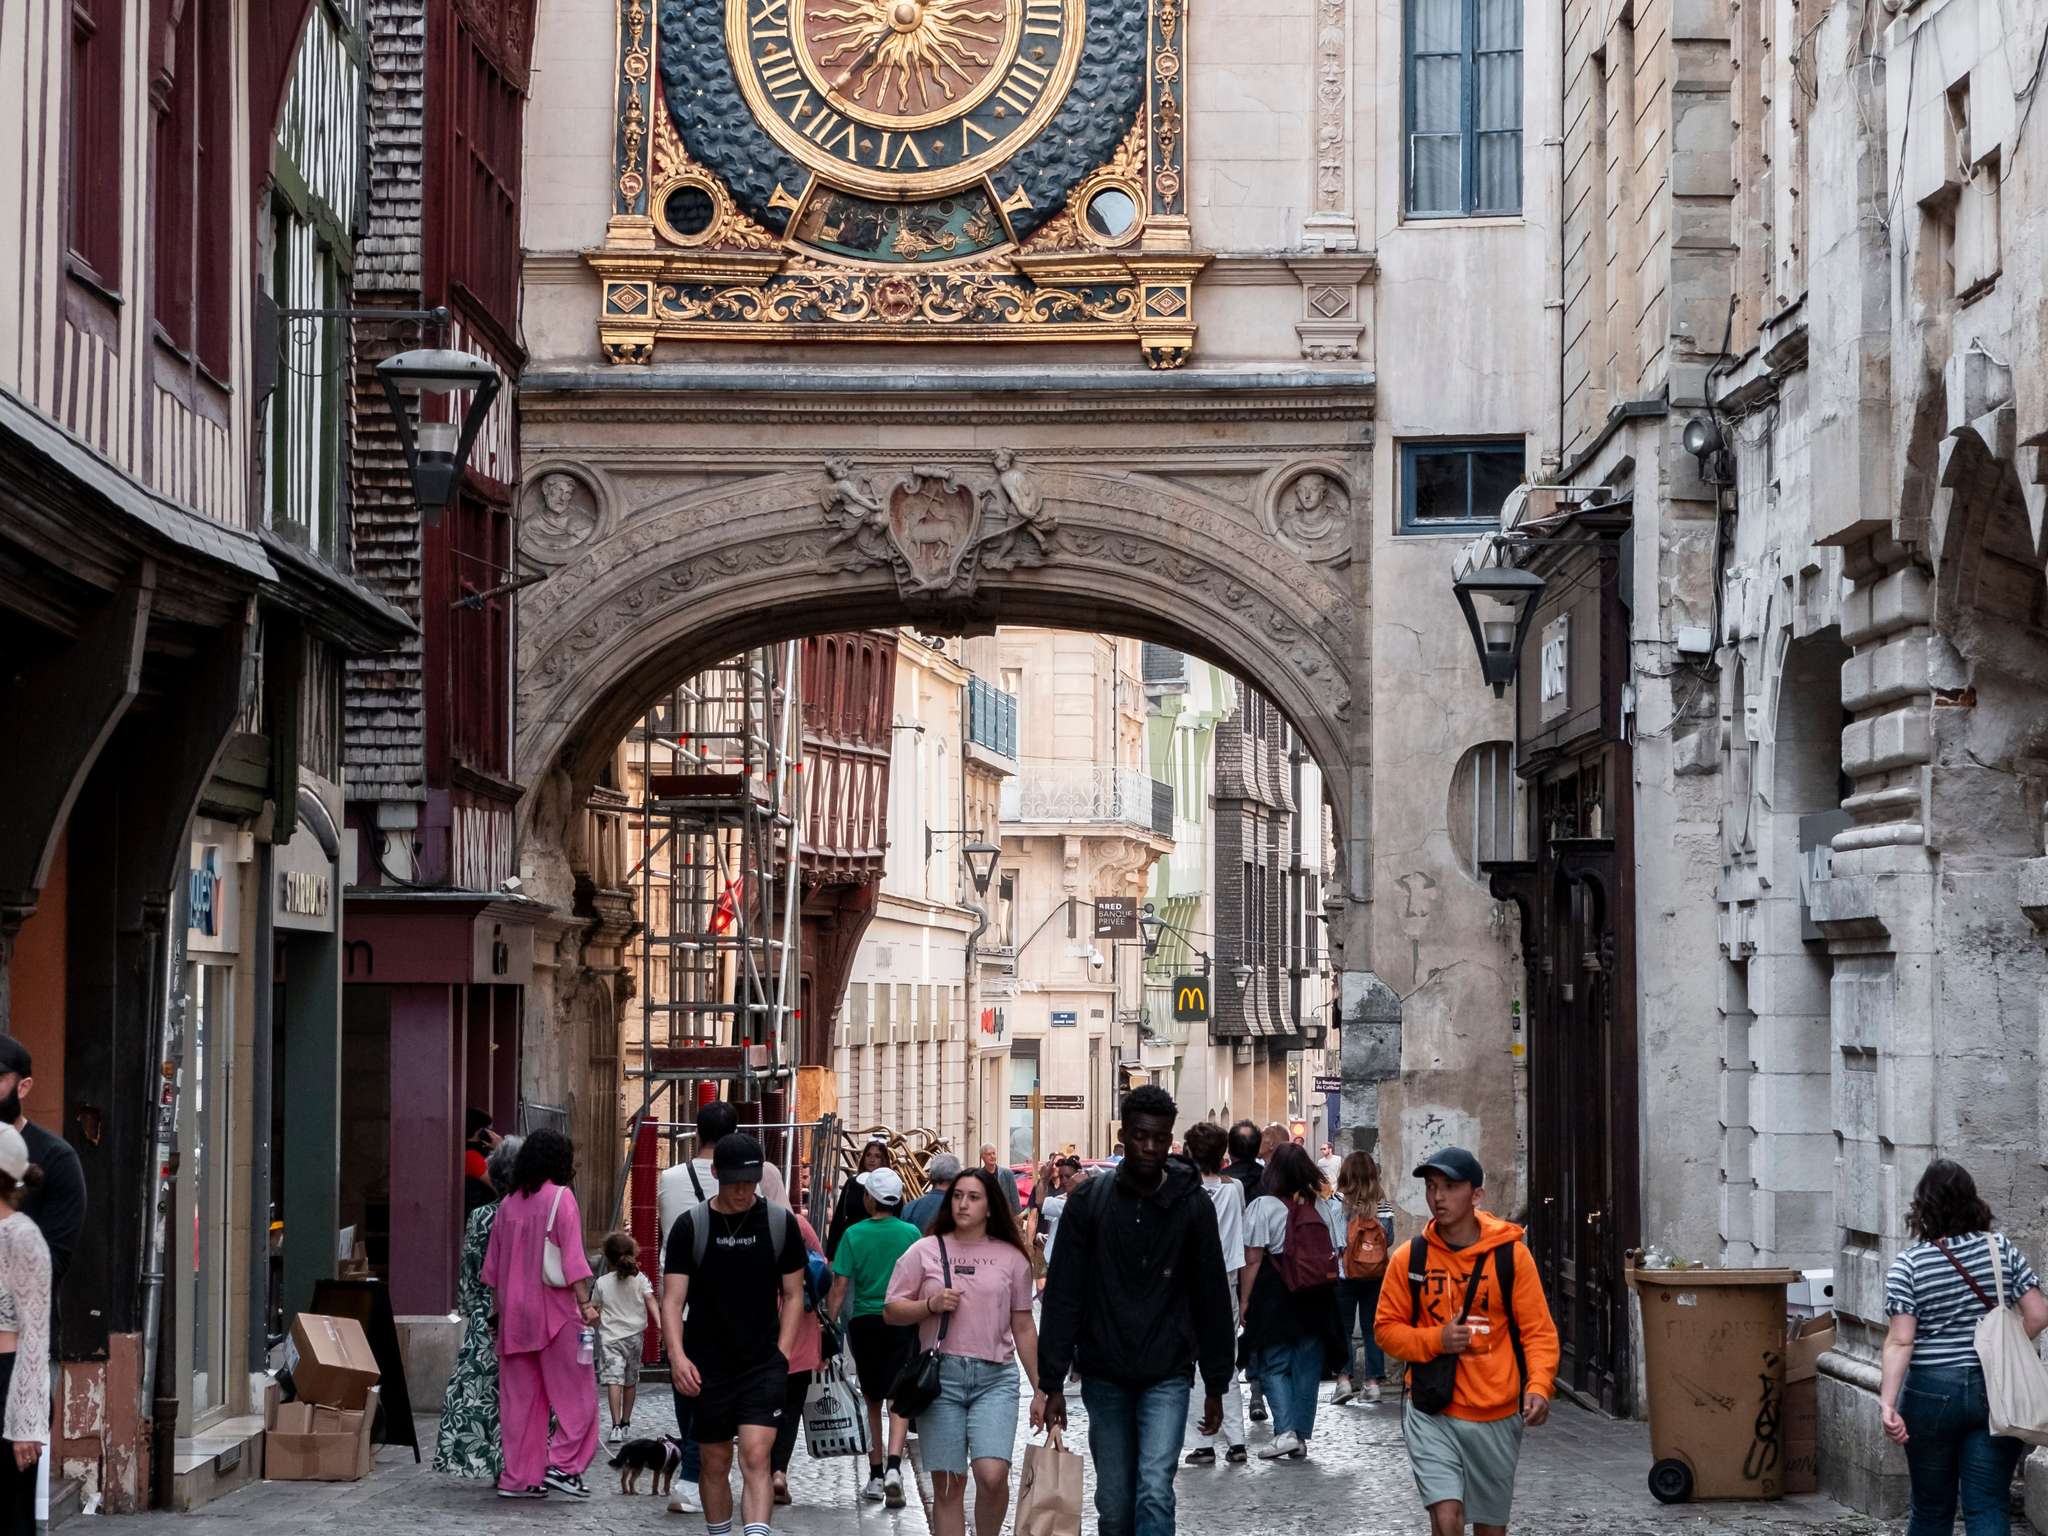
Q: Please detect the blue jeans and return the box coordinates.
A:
[1900,1363,2024,1536]
[1079,1373,1190,1536]
[671,1385,703,1484]
[1336,1276,1386,1381]
[1257,1335,1325,1442]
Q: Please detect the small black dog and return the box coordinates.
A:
[609,1435,685,1495]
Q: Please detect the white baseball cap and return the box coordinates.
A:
[0,1124,29,1182]
[857,1167,905,1207]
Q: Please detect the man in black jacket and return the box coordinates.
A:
[0,1039,83,1290]
[1036,1085,1234,1536]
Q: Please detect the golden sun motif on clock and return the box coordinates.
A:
[729,0,1083,201]
[800,0,1016,125]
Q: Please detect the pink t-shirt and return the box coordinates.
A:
[886,1235,1034,1364]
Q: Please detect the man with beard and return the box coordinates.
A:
[0,1039,82,1293]
[1035,1085,1235,1536]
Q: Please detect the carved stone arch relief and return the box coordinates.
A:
[514,461,1361,863]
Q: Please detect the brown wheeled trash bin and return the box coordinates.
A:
[1629,1266,1801,1504]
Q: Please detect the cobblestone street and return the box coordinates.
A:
[122,1387,1892,1536]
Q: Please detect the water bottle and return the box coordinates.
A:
[578,1326,596,1366]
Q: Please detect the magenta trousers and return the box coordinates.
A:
[497,1323,599,1490]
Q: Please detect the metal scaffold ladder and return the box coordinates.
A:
[629,643,805,1145]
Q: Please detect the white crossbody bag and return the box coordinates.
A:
[542,1185,570,1288]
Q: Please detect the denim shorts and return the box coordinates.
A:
[917,1354,1020,1475]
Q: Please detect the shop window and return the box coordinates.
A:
[1399,439,1525,534]
[1406,0,1523,216]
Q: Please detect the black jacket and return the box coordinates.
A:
[1037,1158,1236,1398]
[19,1121,83,1291]
[1223,1157,1263,1195]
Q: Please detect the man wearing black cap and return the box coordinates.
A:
[1374,1147,1558,1536]
[662,1134,806,1536]
[0,1039,83,1291]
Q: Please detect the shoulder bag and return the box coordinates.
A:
[542,1186,570,1288]
[889,1236,952,1418]
[1406,1234,1486,1415]
[1936,1235,2048,1444]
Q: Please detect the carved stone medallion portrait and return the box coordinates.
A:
[1266,466,1354,564]
[521,467,605,564]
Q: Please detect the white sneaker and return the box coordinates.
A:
[1363,1381,1382,1404]
[1330,1377,1357,1406]
[862,1472,887,1503]
[667,1480,703,1514]
[1257,1431,1301,1460]
[884,1466,905,1508]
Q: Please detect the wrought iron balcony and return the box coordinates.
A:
[1000,762,1174,835]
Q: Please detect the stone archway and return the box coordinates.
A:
[509,365,1391,1146]
[515,369,1371,878]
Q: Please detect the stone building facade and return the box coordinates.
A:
[1534,0,2048,1499]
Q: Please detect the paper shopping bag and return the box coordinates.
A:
[1014,1428,1084,1536]
[803,1354,868,1460]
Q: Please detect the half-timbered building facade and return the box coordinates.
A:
[0,0,405,1512]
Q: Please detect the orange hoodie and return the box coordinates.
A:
[1372,1210,1560,1422]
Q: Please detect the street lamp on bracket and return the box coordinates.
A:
[376,347,503,526]
[960,840,1001,899]
[1452,538,1547,698]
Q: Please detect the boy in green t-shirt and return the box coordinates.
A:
[826,1167,922,1506]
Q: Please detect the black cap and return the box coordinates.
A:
[1413,1146,1484,1187]
[0,1038,31,1078]
[712,1133,765,1185]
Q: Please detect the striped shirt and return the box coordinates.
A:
[1884,1231,2042,1369]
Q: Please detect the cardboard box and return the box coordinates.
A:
[266,1387,377,1482]
[1782,1378,1819,1493]
[1786,1314,1836,1384]
[290,1313,381,1410]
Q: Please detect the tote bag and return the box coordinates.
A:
[542,1186,569,1288]
[1942,1236,2048,1445]
[803,1354,869,1460]
[1014,1428,1084,1536]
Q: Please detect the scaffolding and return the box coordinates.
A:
[628,643,805,1167]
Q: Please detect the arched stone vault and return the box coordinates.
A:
[512,366,1378,949]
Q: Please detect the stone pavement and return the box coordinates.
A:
[118,1379,1898,1536]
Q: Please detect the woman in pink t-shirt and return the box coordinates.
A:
[884,1169,1040,1536]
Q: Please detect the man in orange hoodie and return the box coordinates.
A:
[1374,1148,1560,1535]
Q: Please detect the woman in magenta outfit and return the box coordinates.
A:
[481,1129,603,1500]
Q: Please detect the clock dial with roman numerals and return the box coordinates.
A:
[727,0,1083,201]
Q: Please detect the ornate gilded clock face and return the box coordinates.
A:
[729,0,1083,198]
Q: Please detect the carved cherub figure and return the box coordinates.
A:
[983,449,1057,566]
[821,456,893,568]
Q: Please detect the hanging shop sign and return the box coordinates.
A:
[272,824,337,934]
[1172,976,1210,1022]
[1093,897,1137,939]
[186,820,242,955]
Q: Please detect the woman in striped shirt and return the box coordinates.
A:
[1881,1159,2048,1535]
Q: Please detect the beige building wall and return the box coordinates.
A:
[993,630,1170,1161]
[838,635,977,1147]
